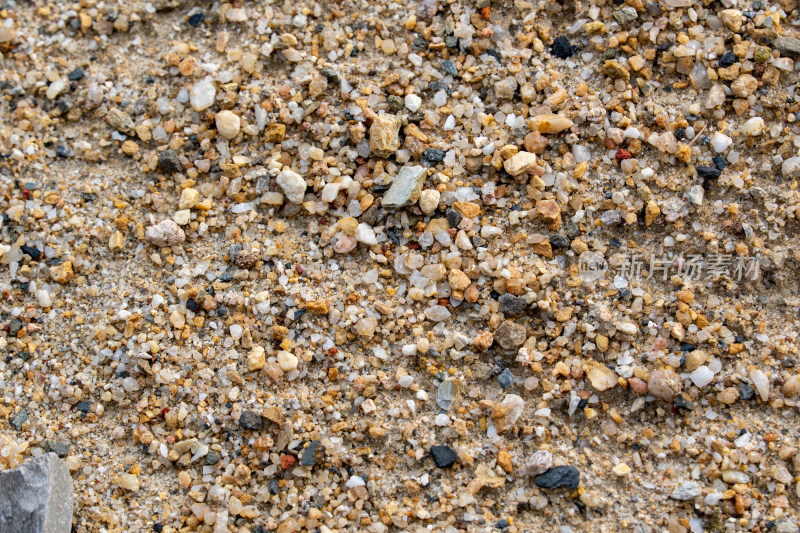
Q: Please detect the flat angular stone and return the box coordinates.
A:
[503,151,537,177]
[369,113,401,157]
[534,465,580,489]
[382,165,426,208]
[0,453,73,533]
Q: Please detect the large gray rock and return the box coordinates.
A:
[0,453,73,533]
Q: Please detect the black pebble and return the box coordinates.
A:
[187,12,205,27]
[67,68,84,81]
[43,439,70,457]
[549,234,570,248]
[423,148,445,163]
[186,298,198,312]
[718,51,737,68]
[76,401,91,413]
[158,150,183,174]
[534,465,580,489]
[674,394,694,410]
[268,480,279,495]
[498,293,527,315]
[153,524,163,533]
[205,450,221,465]
[550,36,578,59]
[712,155,727,171]
[697,165,721,180]
[446,208,462,228]
[21,245,41,260]
[430,445,457,468]
[239,410,262,430]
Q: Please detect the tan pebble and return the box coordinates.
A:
[178,471,192,489]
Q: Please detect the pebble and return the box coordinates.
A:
[782,157,800,180]
[648,369,682,402]
[369,113,401,157]
[144,220,185,247]
[382,165,426,208]
[741,117,765,136]
[503,151,537,177]
[587,364,618,392]
[430,446,457,468]
[497,368,514,389]
[493,320,526,350]
[491,394,524,433]
[418,189,440,214]
[190,78,216,111]
[534,466,580,490]
[215,110,240,139]
[276,169,307,203]
[671,481,702,500]
[523,451,553,477]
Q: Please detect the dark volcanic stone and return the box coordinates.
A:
[158,150,183,174]
[550,36,578,59]
[718,51,737,68]
[534,465,580,489]
[697,165,721,180]
[430,445,457,468]
[239,410,262,430]
[446,207,462,228]
[498,293,527,315]
[43,439,70,458]
[423,148,445,163]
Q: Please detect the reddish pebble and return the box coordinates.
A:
[615,149,632,160]
[282,455,296,469]
[481,6,491,19]
[628,377,648,395]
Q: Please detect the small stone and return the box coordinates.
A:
[741,117,765,136]
[105,107,134,134]
[719,9,743,33]
[718,387,740,404]
[276,169,307,203]
[497,368,514,389]
[494,77,518,99]
[587,364,618,392]
[43,439,70,458]
[671,481,702,500]
[382,165,426,208]
[190,78,216,111]
[774,36,800,56]
[503,151,537,177]
[116,473,140,492]
[158,150,183,173]
[453,201,480,218]
[49,261,74,284]
[10,409,28,430]
[749,368,770,401]
[550,36,577,59]
[491,394,524,433]
[300,440,325,467]
[535,199,561,229]
[0,453,73,533]
[355,223,378,245]
[710,132,732,153]
[731,74,757,98]
[179,188,199,210]
[436,379,458,410]
[601,60,629,80]
[494,320,526,350]
[430,445,457,468]
[404,93,422,112]
[145,219,185,247]
[239,410,262,430]
[264,124,286,143]
[648,368,682,402]
[781,157,800,180]
[612,463,631,476]
[498,294,526,315]
[689,366,714,388]
[722,470,750,484]
[277,350,298,372]
[369,113,401,157]
[215,110,240,139]
[523,451,553,477]
[535,466,580,490]
[355,317,378,337]
[528,114,573,134]
[425,305,451,322]
[418,189,440,214]
[247,346,265,371]
[423,148,445,163]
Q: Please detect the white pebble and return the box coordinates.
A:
[710,131,732,152]
[190,78,216,112]
[689,365,714,387]
[355,223,378,245]
[405,93,422,112]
